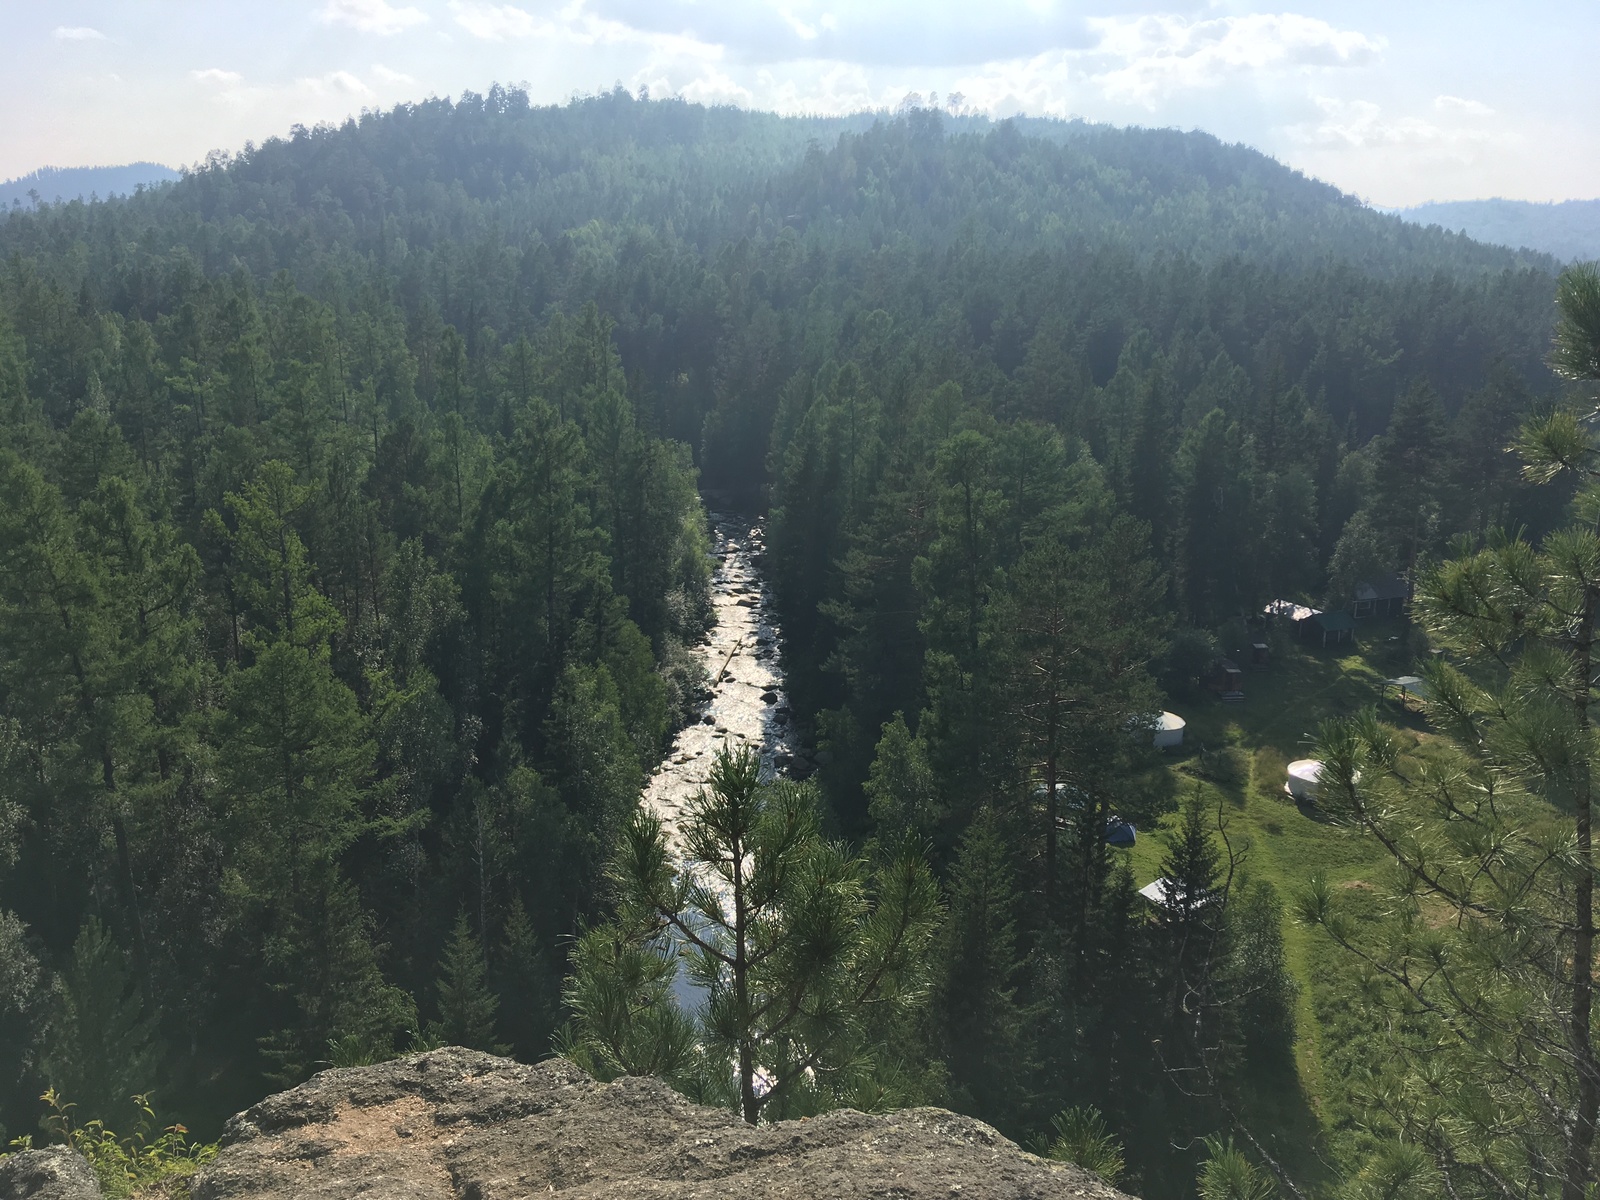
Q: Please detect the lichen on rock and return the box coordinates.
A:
[189,1047,1135,1199]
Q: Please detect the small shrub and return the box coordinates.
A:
[1196,1136,1276,1200]
[1042,1105,1125,1185]
[1196,746,1250,787]
[5,1089,217,1199]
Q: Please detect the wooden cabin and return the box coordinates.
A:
[1205,657,1244,698]
[1353,572,1408,619]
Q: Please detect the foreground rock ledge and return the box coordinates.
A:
[0,1147,100,1200]
[191,1047,1134,1199]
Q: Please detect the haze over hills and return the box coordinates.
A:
[1,99,1552,279]
[1392,196,1600,262]
[0,162,178,210]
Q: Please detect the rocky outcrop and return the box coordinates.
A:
[0,1147,101,1200]
[191,1047,1134,1199]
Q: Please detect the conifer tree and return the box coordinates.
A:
[42,917,159,1127]
[936,809,1031,1124]
[1367,380,1446,572]
[430,912,508,1054]
[494,895,557,1059]
[566,745,941,1124]
[1302,263,1600,1200]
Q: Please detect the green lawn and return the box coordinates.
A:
[1124,617,1426,1192]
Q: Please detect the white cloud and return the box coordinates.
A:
[670,70,755,106]
[370,63,416,85]
[776,7,819,41]
[53,26,106,41]
[1087,13,1384,107]
[317,0,429,36]
[1286,95,1499,152]
[297,70,375,97]
[451,2,545,40]
[191,68,245,85]
[1434,94,1493,116]
[448,0,722,63]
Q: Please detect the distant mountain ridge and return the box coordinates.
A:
[0,162,179,209]
[1394,197,1600,263]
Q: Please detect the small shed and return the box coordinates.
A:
[1205,658,1244,699]
[1285,759,1324,801]
[1152,711,1186,750]
[1307,610,1356,647]
[1354,572,1409,619]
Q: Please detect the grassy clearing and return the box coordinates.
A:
[1123,616,1427,1192]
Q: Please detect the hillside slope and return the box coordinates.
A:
[1396,196,1600,261]
[0,93,1552,277]
[0,162,178,209]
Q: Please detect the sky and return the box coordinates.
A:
[3,0,1594,207]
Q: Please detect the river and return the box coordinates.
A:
[642,512,802,853]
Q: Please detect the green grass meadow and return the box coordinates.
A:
[1124,615,1428,1189]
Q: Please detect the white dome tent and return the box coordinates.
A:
[1152,711,1186,750]
[1285,759,1324,801]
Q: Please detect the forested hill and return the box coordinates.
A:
[0,162,179,210]
[0,89,1562,481]
[0,87,1578,1199]
[0,93,1551,276]
[1394,196,1600,263]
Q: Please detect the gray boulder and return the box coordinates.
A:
[191,1047,1134,1199]
[0,1147,101,1200]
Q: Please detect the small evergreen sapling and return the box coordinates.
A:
[565,745,941,1124]
[429,912,508,1054]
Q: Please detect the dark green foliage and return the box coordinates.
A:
[429,913,508,1054]
[0,911,45,1137]
[1222,881,1297,1073]
[1160,788,1223,932]
[935,810,1029,1125]
[567,746,942,1124]
[492,895,558,1060]
[1197,1137,1277,1200]
[1044,1105,1126,1186]
[0,89,1575,1194]
[1295,264,1600,1200]
[41,918,160,1129]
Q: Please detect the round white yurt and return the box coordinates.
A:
[1153,711,1186,750]
[1285,759,1323,801]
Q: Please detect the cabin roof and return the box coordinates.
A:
[1355,572,1408,602]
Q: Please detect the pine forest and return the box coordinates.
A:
[1,88,1598,1200]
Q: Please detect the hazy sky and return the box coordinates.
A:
[4,0,1594,207]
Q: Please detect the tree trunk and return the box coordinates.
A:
[108,780,154,1006]
[1043,704,1058,907]
[732,817,759,1124]
[1562,572,1600,1200]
